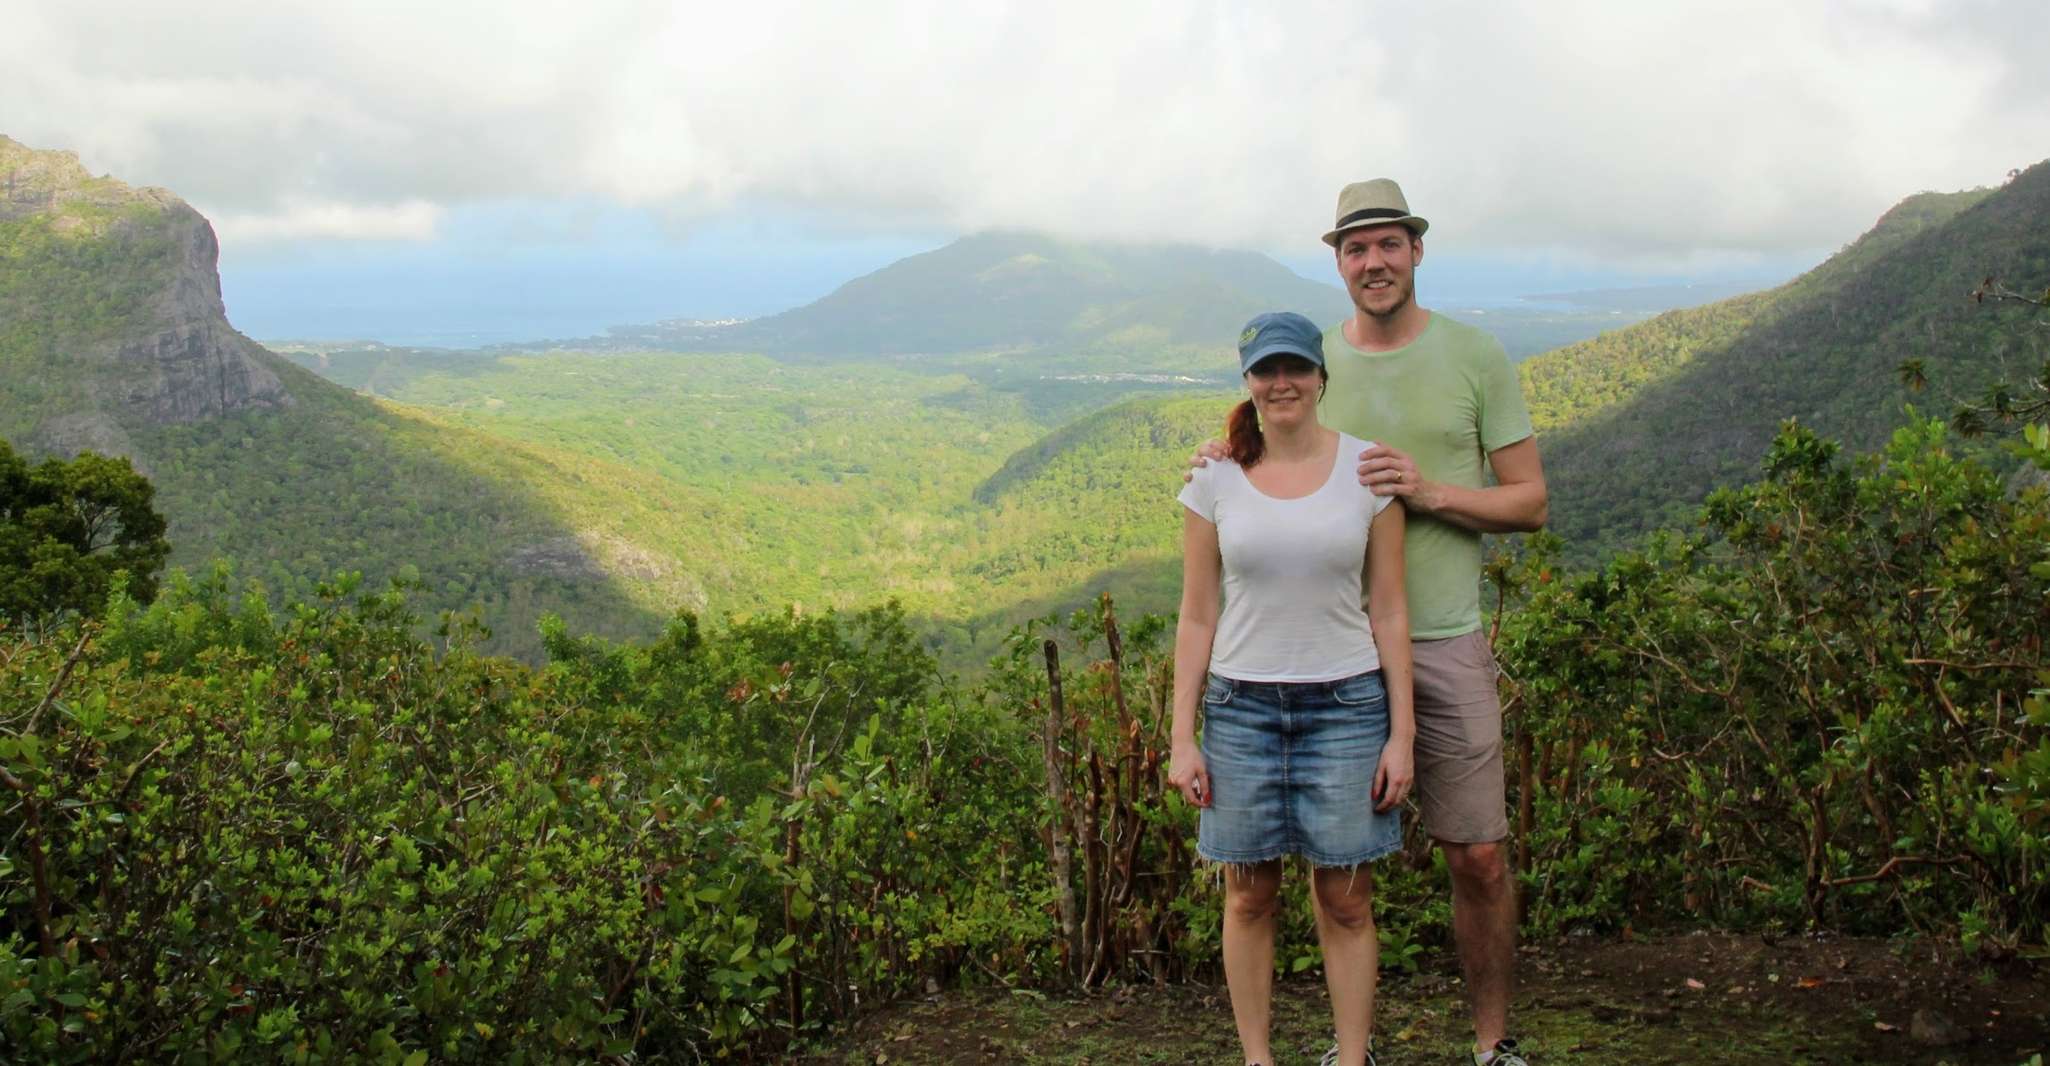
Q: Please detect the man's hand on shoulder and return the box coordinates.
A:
[1184,439,1229,483]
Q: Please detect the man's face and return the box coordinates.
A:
[1335,223,1423,319]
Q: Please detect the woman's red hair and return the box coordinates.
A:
[1226,399,1264,468]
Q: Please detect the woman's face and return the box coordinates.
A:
[1245,355,1323,428]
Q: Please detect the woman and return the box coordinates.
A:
[1169,311,1414,1066]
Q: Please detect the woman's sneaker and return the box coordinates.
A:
[1320,1043,1378,1066]
[1472,1038,1529,1065]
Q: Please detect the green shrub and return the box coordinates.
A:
[0,577,1049,1061]
[1497,418,2050,947]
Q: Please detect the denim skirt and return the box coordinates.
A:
[1197,669,1402,868]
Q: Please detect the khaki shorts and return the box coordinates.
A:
[1411,629,1509,843]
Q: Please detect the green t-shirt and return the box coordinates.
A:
[1319,312,1533,640]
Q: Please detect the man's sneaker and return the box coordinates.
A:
[1320,1042,1378,1066]
[1471,1038,1529,1065]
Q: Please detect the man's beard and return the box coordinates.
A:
[1356,279,1413,319]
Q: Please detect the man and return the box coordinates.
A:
[1323,178,1543,1066]
[1196,179,1547,1066]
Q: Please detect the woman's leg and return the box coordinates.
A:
[1222,860,1285,1064]
[1312,864,1378,1064]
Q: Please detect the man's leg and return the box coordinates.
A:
[1410,631,1518,1057]
[1442,839,1515,1051]
[1222,860,1284,1065]
[1312,865,1378,1064]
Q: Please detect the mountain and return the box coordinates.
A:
[0,136,293,456]
[536,231,1354,358]
[1527,167,2047,552]
[0,135,692,656]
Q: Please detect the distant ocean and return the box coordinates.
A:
[232,304,668,349]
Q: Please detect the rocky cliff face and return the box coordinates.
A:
[95,207,294,425]
[1,135,292,446]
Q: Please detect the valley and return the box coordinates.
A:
[275,344,1228,663]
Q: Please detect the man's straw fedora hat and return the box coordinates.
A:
[1322,178,1429,246]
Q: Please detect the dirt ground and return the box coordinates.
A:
[796,934,2048,1065]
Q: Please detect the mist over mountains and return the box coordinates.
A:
[502,231,1352,357]
[501,234,1754,362]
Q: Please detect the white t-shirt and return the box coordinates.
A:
[1177,431,1394,683]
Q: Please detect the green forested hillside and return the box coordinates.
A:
[1,140,187,443]
[0,137,685,657]
[128,367,730,655]
[1526,173,2042,551]
[1522,187,1993,436]
[1520,292,1776,436]
[947,392,1228,645]
[284,344,1235,661]
[5,345,710,660]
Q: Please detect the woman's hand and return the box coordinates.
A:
[1373,735,1414,813]
[1169,739,1211,808]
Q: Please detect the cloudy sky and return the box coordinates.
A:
[5,0,2045,343]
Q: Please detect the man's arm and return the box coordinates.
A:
[1356,436,1547,533]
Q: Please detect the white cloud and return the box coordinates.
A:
[1,0,2043,261]
[212,199,444,243]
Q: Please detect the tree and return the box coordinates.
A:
[0,439,169,626]
[1898,276,2050,436]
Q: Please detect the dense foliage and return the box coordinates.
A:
[0,573,1052,1061]
[2,407,2045,1060]
[1497,419,2050,947]
[0,438,167,626]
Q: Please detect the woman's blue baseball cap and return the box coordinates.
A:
[1237,311,1326,374]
